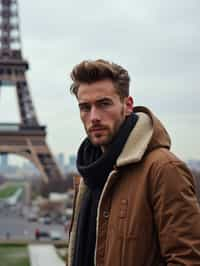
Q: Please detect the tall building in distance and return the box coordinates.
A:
[67,154,77,173]
[69,155,76,167]
[0,154,8,170]
[56,153,65,172]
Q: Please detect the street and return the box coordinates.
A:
[0,205,68,241]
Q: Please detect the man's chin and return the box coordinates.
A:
[89,136,110,147]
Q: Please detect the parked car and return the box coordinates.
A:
[35,228,49,240]
[49,230,62,240]
[27,212,37,222]
[43,216,51,224]
[38,216,51,225]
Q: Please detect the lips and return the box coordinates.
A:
[89,126,107,133]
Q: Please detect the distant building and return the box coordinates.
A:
[187,160,200,205]
[56,153,65,171]
[187,160,200,172]
[0,154,8,170]
[22,161,39,175]
[64,154,77,173]
[69,155,76,166]
[0,174,5,184]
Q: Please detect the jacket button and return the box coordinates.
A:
[103,211,109,218]
[121,199,128,204]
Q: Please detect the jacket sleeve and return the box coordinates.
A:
[150,160,200,265]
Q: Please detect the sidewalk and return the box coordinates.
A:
[28,244,65,266]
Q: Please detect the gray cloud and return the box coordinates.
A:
[1,0,200,162]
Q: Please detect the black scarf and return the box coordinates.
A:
[73,113,138,266]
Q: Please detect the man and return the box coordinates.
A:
[67,59,200,266]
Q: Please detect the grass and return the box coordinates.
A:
[0,184,22,199]
[0,245,30,266]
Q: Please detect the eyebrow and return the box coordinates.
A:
[78,97,113,106]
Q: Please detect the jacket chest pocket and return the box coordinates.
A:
[105,199,139,266]
[106,198,129,240]
[117,199,128,236]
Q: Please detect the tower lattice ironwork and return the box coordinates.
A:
[0,0,65,186]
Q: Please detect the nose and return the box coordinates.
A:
[90,106,101,123]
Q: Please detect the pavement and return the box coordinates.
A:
[28,244,65,266]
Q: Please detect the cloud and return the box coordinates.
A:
[1,0,200,162]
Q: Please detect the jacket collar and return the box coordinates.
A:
[117,111,153,166]
[116,106,171,167]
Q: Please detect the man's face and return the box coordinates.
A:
[77,79,133,150]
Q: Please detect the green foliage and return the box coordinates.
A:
[0,245,30,266]
[0,184,22,198]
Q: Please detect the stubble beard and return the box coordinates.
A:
[87,107,126,148]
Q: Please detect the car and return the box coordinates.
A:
[38,216,51,225]
[49,230,62,240]
[43,216,51,224]
[27,212,38,222]
[35,228,49,240]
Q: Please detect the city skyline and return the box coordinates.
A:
[0,0,200,164]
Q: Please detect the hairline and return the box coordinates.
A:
[72,78,128,100]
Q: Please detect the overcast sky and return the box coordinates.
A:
[1,0,200,164]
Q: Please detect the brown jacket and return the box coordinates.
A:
[68,106,200,266]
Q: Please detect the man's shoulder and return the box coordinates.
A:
[123,147,187,176]
[145,148,194,190]
[145,147,185,169]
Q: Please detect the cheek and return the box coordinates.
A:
[110,108,124,121]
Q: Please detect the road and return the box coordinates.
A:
[0,205,67,240]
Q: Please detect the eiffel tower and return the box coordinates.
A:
[0,0,64,187]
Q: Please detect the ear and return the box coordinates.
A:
[124,96,134,115]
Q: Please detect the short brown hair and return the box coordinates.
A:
[70,59,130,99]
